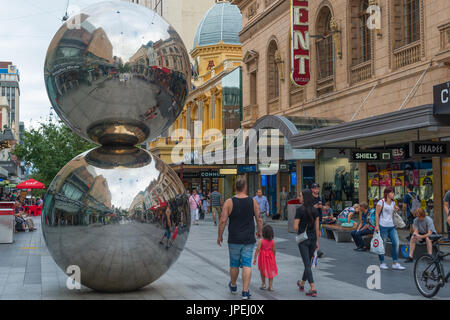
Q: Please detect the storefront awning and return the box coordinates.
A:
[291,104,450,149]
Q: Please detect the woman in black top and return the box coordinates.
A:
[294,189,320,297]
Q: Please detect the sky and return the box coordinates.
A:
[0,0,120,130]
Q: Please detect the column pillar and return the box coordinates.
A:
[276,171,281,214]
[433,157,443,233]
[358,162,368,204]
[296,160,302,197]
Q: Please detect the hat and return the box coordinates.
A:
[311,183,320,189]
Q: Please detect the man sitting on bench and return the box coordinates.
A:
[351,202,374,251]
[404,208,437,263]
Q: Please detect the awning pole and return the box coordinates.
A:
[398,61,433,111]
[350,82,378,122]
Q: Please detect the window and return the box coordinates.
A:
[316,7,334,80]
[403,0,420,45]
[267,40,279,100]
[1,87,4,96]
[250,71,257,105]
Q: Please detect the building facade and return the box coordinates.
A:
[123,0,216,61]
[0,62,20,137]
[149,0,243,199]
[233,0,450,230]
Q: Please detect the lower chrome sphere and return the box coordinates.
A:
[42,146,190,292]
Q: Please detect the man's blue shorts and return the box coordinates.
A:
[228,243,255,268]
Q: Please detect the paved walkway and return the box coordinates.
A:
[0,215,448,300]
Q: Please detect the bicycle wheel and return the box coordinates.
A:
[414,254,442,298]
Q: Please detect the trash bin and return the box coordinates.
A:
[287,199,301,233]
[0,201,15,244]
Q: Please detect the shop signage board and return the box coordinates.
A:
[349,150,392,162]
[238,165,257,173]
[181,170,225,178]
[433,81,450,115]
[410,142,449,157]
[290,0,310,87]
[219,168,237,175]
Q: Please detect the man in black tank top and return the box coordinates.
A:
[217,177,263,300]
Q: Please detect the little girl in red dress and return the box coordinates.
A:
[253,224,278,291]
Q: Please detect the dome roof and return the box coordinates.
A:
[193,1,242,49]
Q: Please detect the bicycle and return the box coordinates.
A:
[414,235,450,298]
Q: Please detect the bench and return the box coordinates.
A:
[322,223,357,243]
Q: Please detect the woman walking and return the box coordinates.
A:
[189,189,201,225]
[375,186,405,270]
[294,189,320,297]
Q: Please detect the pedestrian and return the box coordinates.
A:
[253,189,270,224]
[374,186,405,270]
[403,184,421,241]
[159,204,172,249]
[198,188,205,220]
[253,224,278,291]
[351,202,374,251]
[189,189,201,226]
[279,186,288,221]
[311,183,324,258]
[294,189,320,297]
[210,187,222,226]
[404,208,438,262]
[217,177,263,300]
[444,189,450,241]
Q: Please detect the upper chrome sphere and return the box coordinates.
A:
[42,146,190,292]
[44,1,191,145]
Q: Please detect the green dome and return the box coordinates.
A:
[193,1,242,49]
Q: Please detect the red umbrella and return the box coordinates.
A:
[16,179,46,189]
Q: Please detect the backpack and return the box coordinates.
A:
[367,208,376,230]
[408,192,421,216]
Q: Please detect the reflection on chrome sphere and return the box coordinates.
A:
[44,1,190,145]
[42,146,190,292]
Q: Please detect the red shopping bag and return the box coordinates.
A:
[171,226,178,240]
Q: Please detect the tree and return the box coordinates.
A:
[13,117,97,190]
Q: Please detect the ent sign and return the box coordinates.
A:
[290,0,310,86]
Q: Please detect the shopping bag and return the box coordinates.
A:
[171,226,179,240]
[370,231,385,255]
[393,212,406,229]
[311,250,318,269]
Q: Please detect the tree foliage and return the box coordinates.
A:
[13,117,96,189]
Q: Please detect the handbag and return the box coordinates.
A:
[295,231,308,244]
[393,212,406,229]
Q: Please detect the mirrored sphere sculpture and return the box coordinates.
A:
[42,147,190,292]
[42,1,191,292]
[44,1,190,145]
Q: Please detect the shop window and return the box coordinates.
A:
[250,71,257,105]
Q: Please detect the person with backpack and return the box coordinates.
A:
[444,190,450,241]
[375,186,405,270]
[403,184,421,241]
[351,202,374,251]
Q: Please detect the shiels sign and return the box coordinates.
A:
[290,0,310,86]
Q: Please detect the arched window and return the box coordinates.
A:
[316,7,334,80]
[349,0,372,83]
[315,6,334,95]
[267,40,280,101]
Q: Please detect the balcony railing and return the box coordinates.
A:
[350,60,372,84]
[244,104,258,122]
[316,75,334,96]
[393,41,421,69]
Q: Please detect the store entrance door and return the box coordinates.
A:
[268,175,277,215]
[302,164,315,189]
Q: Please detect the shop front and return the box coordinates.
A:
[291,104,450,233]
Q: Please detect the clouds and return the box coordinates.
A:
[0,0,112,130]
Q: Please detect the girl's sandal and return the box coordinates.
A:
[306,290,318,297]
[259,284,266,290]
[296,281,304,292]
[268,287,274,292]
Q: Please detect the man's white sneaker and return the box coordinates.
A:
[392,263,405,270]
[379,263,389,270]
